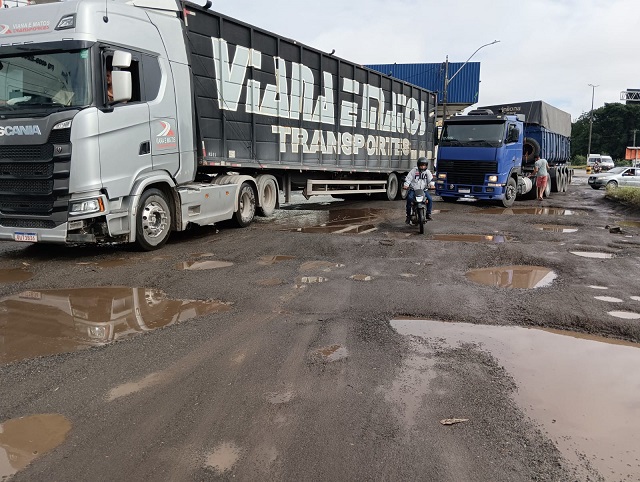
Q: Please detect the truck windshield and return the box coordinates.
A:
[440,122,505,148]
[0,49,92,115]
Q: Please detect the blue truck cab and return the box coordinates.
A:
[435,101,572,207]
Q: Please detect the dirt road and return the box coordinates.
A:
[1,169,639,481]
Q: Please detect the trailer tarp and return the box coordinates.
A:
[477,101,571,138]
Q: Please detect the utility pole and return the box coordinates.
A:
[633,129,639,166]
[587,83,599,160]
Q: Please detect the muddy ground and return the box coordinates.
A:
[0,169,639,481]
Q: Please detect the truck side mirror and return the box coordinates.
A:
[111,71,132,103]
[112,50,132,68]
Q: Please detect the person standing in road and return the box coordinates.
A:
[402,157,433,223]
[533,154,549,201]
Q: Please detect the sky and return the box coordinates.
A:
[211,0,639,122]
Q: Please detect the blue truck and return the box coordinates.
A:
[435,101,572,207]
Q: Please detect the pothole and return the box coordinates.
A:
[465,265,556,289]
[205,442,242,474]
[350,274,373,281]
[0,287,230,364]
[313,344,349,362]
[479,207,577,216]
[0,414,72,479]
[256,278,286,286]
[431,234,512,243]
[570,251,614,259]
[0,268,33,284]
[178,260,234,270]
[534,224,578,233]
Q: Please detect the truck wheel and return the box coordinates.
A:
[544,178,552,198]
[256,176,278,217]
[501,177,517,207]
[386,173,400,201]
[233,182,257,227]
[136,188,172,251]
[551,172,560,192]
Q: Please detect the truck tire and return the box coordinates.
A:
[256,175,278,217]
[544,178,552,198]
[551,171,560,192]
[501,177,517,207]
[386,172,400,201]
[136,188,172,251]
[523,138,541,163]
[233,182,257,227]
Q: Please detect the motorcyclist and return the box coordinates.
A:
[402,157,433,223]
[593,159,601,173]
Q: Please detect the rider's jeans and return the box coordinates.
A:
[406,189,433,217]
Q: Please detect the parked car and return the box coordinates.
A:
[588,166,640,189]
[587,154,615,171]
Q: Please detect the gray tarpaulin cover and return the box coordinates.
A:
[477,101,571,137]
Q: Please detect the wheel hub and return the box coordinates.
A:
[142,201,168,239]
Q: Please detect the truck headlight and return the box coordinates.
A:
[488,175,498,182]
[438,173,447,180]
[70,198,105,215]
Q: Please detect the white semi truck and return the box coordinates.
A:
[0,0,437,249]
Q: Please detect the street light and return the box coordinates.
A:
[442,40,500,122]
[587,83,599,160]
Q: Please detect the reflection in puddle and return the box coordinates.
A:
[295,276,328,287]
[391,319,640,481]
[0,414,72,479]
[534,224,578,233]
[299,261,344,272]
[0,287,231,364]
[608,311,640,320]
[594,296,623,303]
[257,255,296,265]
[350,274,373,281]
[0,268,33,284]
[466,265,556,289]
[205,442,242,474]
[178,260,234,270]
[432,234,512,243]
[480,207,576,216]
[314,344,349,362]
[570,251,614,259]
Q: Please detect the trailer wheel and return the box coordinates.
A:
[386,173,400,201]
[256,176,278,217]
[551,172,560,192]
[136,188,172,251]
[544,178,552,198]
[233,182,257,227]
[501,177,517,207]
[560,170,568,192]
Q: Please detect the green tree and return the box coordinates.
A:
[571,103,640,161]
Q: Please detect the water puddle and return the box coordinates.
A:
[350,274,373,281]
[0,268,33,284]
[189,252,214,258]
[619,220,640,228]
[570,251,614,259]
[594,296,623,303]
[177,260,234,270]
[205,442,242,474]
[534,224,578,233]
[257,255,296,265]
[391,319,640,481]
[432,234,512,243]
[313,344,349,362]
[400,273,418,278]
[466,265,557,289]
[479,207,576,216]
[608,311,640,320]
[299,261,344,272]
[256,278,286,286]
[295,276,328,287]
[0,287,230,364]
[278,207,380,234]
[631,296,640,302]
[107,372,164,401]
[588,285,609,290]
[0,414,72,479]
[289,224,377,234]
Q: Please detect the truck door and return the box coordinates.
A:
[505,123,521,171]
[97,49,152,199]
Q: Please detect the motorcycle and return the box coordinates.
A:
[592,162,602,174]
[409,189,429,234]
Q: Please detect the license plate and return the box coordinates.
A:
[14,232,37,242]
[458,188,470,194]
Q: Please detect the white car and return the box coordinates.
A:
[587,154,615,171]
[588,166,640,189]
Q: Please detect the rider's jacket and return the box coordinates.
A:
[404,167,433,191]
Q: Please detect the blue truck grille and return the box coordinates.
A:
[0,128,70,225]
[438,160,498,185]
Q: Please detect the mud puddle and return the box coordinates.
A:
[289,224,377,234]
[278,207,381,234]
[479,207,577,216]
[257,255,296,265]
[313,344,349,362]
[299,261,344,272]
[0,414,72,479]
[0,268,33,284]
[0,287,230,364]
[178,260,234,270]
[391,319,640,481]
[466,265,557,289]
[432,234,512,243]
[534,224,578,233]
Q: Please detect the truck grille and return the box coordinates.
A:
[437,160,498,185]
[0,128,71,226]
